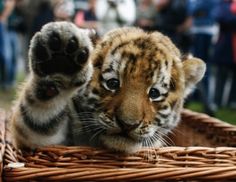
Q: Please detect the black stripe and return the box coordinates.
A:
[161,91,169,98]
[92,88,99,95]
[158,112,169,119]
[165,60,168,67]
[134,38,150,49]
[20,104,67,135]
[162,83,168,88]
[102,67,113,74]
[154,117,162,126]
[72,96,79,110]
[72,96,89,115]
[111,41,130,55]
[155,98,165,102]
[72,96,97,114]
[161,92,169,98]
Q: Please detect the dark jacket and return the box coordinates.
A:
[212,0,236,66]
[154,0,191,53]
[188,0,218,26]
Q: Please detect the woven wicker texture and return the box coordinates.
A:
[1,109,236,181]
[173,110,236,147]
[0,109,6,181]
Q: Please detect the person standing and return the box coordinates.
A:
[95,0,136,36]
[74,0,98,30]
[135,0,156,31]
[211,0,236,108]
[154,0,192,53]
[188,0,219,115]
[6,0,26,88]
[0,0,15,90]
[52,0,75,22]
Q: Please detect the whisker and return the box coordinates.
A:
[153,132,171,147]
[89,128,105,142]
[156,128,174,146]
[148,136,158,160]
[170,127,185,137]
[143,138,150,160]
[146,137,153,161]
[152,133,167,147]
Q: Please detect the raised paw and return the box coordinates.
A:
[29,21,93,77]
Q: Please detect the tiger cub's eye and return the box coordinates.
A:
[106,78,120,90]
[149,88,161,100]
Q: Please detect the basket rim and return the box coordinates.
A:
[1,108,236,181]
[3,144,236,181]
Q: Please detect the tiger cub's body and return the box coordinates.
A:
[10,23,206,153]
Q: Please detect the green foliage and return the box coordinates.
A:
[0,89,15,110]
[0,72,25,110]
[186,102,236,125]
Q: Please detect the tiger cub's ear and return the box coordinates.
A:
[182,55,206,97]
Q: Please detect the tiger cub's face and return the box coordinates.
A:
[83,27,206,153]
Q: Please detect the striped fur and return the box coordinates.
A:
[10,24,205,153]
[10,22,93,149]
[73,27,206,153]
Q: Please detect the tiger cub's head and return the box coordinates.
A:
[83,27,206,153]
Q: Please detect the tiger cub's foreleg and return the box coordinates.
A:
[10,22,93,149]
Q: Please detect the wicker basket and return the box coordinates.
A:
[0,108,236,181]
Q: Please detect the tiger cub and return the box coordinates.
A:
[10,22,93,149]
[73,27,206,153]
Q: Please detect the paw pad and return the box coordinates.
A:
[34,43,49,60]
[77,48,89,64]
[48,32,61,51]
[30,22,92,77]
[36,80,59,100]
[66,37,78,54]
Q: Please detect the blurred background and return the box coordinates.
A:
[0,0,235,124]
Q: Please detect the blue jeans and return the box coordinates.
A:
[7,30,19,86]
[191,33,215,114]
[0,23,19,89]
[192,33,212,87]
[0,22,9,88]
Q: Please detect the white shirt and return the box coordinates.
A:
[95,0,136,35]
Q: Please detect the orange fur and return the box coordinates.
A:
[78,27,206,153]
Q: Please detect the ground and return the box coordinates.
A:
[0,89,16,111]
[187,102,236,125]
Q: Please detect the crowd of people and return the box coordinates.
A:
[0,0,236,115]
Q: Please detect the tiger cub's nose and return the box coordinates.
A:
[115,116,141,131]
